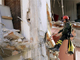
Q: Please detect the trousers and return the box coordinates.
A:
[55,35,69,48]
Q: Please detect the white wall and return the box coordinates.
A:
[38,0,48,38]
[21,0,30,40]
[0,0,2,5]
[0,0,3,39]
[0,0,4,5]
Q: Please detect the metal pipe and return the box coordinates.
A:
[61,0,64,16]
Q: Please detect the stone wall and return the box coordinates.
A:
[3,0,52,60]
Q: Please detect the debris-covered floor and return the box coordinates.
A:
[0,0,80,60]
[0,28,30,58]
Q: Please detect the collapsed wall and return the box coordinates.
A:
[1,0,51,60]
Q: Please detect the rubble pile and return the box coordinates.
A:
[53,21,64,27]
[72,22,80,29]
[0,28,29,58]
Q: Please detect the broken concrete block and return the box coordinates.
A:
[6,45,17,50]
[72,37,80,47]
[23,39,28,42]
[16,45,26,50]
[27,50,32,59]
[12,51,19,55]
[4,32,19,40]
[15,40,18,42]
[18,55,24,60]
[13,31,24,39]
[3,39,10,43]
[0,42,9,47]
[18,39,23,43]
[23,49,32,59]
[23,50,28,59]
[3,28,24,40]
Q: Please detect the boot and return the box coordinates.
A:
[49,45,59,51]
[51,47,59,51]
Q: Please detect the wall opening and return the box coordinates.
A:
[77,3,80,19]
[4,0,21,30]
[27,9,31,24]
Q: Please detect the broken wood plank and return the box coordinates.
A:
[2,16,13,20]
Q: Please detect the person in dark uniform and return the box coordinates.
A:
[49,15,72,51]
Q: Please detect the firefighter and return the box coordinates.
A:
[49,15,72,51]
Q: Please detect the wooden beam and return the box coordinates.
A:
[2,16,13,20]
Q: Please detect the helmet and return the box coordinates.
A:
[63,15,69,20]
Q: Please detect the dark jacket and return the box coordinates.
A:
[58,22,71,37]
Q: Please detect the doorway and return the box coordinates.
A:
[4,0,21,30]
[77,3,80,19]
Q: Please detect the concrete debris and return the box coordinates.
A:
[15,40,18,42]
[49,53,56,60]
[73,22,80,26]
[26,58,32,60]
[13,31,24,39]
[3,39,10,43]
[18,55,24,60]
[6,45,17,50]
[53,21,64,27]
[3,28,24,40]
[27,50,31,59]
[16,45,26,50]
[18,39,23,43]
[72,37,80,47]
[72,22,80,30]
[12,51,19,56]
[4,32,19,40]
[2,28,20,32]
[0,28,29,58]
[23,39,28,42]
[54,21,62,24]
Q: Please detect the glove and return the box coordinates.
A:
[70,34,74,37]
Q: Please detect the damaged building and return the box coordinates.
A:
[50,0,80,60]
[0,0,80,60]
[0,0,52,60]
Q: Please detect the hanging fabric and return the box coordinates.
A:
[68,39,75,55]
